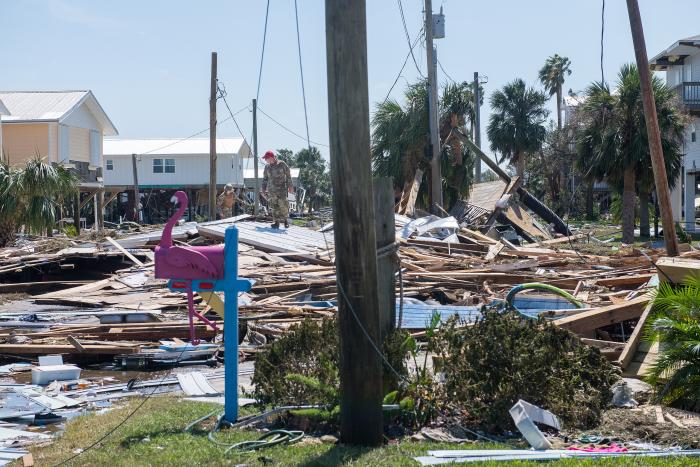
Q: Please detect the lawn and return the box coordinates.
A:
[28,397,700,466]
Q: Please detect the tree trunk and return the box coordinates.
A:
[586,180,594,220]
[622,167,636,244]
[516,152,525,179]
[639,186,650,238]
[556,85,562,130]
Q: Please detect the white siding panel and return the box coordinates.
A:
[89,130,101,167]
[102,155,134,186]
[689,53,700,82]
[59,124,69,163]
[686,117,700,171]
[69,127,89,162]
[48,123,58,162]
[62,102,102,131]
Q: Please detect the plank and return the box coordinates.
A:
[105,236,145,267]
[555,296,649,335]
[595,274,655,288]
[617,301,654,370]
[0,344,141,355]
[656,256,700,283]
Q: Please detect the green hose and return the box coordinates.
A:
[505,282,585,319]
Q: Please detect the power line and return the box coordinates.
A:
[437,58,457,84]
[381,30,424,105]
[293,0,312,151]
[216,81,248,140]
[256,105,328,148]
[397,0,425,78]
[256,0,271,102]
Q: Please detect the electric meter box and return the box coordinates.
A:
[432,12,445,39]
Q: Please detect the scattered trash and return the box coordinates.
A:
[508,399,561,450]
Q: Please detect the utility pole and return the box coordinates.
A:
[325,0,383,446]
[473,71,482,183]
[252,98,260,215]
[626,0,679,256]
[131,153,140,223]
[209,52,218,222]
[424,0,442,212]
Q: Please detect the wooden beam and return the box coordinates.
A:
[209,51,218,222]
[374,177,396,339]
[0,344,140,355]
[555,296,649,336]
[617,301,654,370]
[105,236,145,267]
[325,0,383,446]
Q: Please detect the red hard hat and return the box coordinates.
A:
[263,151,275,159]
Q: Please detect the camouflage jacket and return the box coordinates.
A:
[262,161,293,195]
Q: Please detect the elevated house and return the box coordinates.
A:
[650,34,700,230]
[102,137,251,223]
[0,90,118,229]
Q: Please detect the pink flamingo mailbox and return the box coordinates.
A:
[155,190,252,422]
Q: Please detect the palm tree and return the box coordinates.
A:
[487,79,549,179]
[539,54,572,130]
[575,65,684,242]
[371,80,476,210]
[645,276,700,412]
[0,156,78,246]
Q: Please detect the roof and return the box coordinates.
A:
[0,99,8,116]
[0,90,118,135]
[104,137,249,156]
[649,34,700,70]
[563,95,586,107]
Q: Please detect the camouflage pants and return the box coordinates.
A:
[218,207,233,219]
[268,192,289,222]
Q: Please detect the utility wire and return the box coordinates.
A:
[600,0,606,84]
[437,58,457,84]
[381,30,424,105]
[293,0,312,151]
[256,0,271,102]
[217,82,248,140]
[397,0,425,78]
[256,105,328,148]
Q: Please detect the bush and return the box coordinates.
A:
[435,308,619,433]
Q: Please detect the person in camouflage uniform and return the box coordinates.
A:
[262,150,293,229]
[216,183,236,219]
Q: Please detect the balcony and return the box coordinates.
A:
[676,82,700,113]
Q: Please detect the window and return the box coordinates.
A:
[692,131,697,143]
[106,159,113,170]
[153,158,163,173]
[165,158,175,173]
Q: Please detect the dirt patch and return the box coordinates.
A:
[573,406,700,448]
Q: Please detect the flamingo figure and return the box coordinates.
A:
[156,191,225,344]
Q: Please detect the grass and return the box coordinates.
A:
[28,397,700,466]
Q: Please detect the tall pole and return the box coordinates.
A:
[325,0,383,446]
[252,98,260,215]
[424,0,442,212]
[626,0,679,256]
[209,52,218,222]
[473,71,482,183]
[131,153,140,223]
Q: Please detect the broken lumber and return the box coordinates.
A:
[555,296,650,336]
[617,301,654,370]
[656,256,700,284]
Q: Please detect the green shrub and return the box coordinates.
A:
[435,308,619,433]
[646,276,700,412]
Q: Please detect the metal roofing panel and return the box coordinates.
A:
[104,137,247,156]
[0,91,87,121]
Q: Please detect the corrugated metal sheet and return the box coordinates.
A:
[0,91,87,121]
[104,138,248,156]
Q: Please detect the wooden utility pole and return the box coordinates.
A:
[252,98,260,215]
[424,0,442,212]
[473,71,482,183]
[626,0,679,256]
[209,52,218,222]
[374,177,396,340]
[131,153,140,223]
[325,0,383,446]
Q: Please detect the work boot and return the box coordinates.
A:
[284,219,290,228]
[271,221,280,229]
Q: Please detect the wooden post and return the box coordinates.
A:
[209,51,218,222]
[374,177,396,339]
[425,0,442,212]
[131,154,140,223]
[96,189,104,231]
[473,71,482,183]
[73,193,81,235]
[253,98,260,216]
[626,0,679,256]
[325,0,383,446]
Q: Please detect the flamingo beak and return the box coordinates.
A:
[170,195,179,206]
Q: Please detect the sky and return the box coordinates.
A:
[1,0,699,172]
